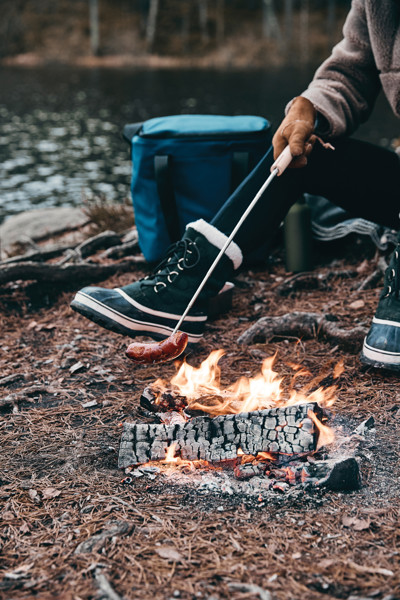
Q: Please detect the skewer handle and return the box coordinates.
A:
[270,145,293,175]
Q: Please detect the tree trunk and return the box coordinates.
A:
[216,0,224,45]
[89,0,100,56]
[198,0,209,43]
[284,0,293,38]
[299,0,309,63]
[146,0,160,51]
[262,0,282,44]
[327,0,336,49]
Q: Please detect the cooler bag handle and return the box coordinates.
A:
[154,151,250,245]
[154,155,181,244]
[231,152,249,192]
[123,122,143,144]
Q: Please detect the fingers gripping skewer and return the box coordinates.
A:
[126,146,293,364]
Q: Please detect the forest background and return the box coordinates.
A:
[1,0,352,68]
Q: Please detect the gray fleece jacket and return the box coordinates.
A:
[300,0,400,138]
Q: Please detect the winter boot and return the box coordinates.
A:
[70,219,242,343]
[361,236,400,370]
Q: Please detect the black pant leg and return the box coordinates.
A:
[303,138,400,229]
[211,147,303,254]
[211,139,400,257]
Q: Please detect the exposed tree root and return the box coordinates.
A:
[237,311,368,352]
[0,257,145,285]
[275,269,357,296]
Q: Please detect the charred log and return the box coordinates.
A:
[118,403,320,468]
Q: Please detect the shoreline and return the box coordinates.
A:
[0,53,285,70]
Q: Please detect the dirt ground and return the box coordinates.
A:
[1,234,400,600]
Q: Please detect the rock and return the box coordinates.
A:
[0,207,90,251]
[348,299,365,310]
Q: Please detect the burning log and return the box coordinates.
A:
[118,403,321,468]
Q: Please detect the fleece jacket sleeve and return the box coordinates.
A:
[290,0,382,138]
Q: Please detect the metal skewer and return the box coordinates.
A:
[172,146,294,335]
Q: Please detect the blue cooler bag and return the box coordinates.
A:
[123,114,271,262]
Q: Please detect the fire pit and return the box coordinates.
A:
[119,352,362,495]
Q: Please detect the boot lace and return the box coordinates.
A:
[141,239,200,293]
[384,248,400,298]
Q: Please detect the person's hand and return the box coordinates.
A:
[272,96,317,168]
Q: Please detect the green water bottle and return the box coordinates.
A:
[284,197,313,273]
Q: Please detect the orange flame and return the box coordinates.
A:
[308,410,335,450]
[153,351,340,417]
[165,443,179,463]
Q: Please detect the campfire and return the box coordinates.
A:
[119,352,361,494]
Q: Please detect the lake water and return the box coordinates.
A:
[0,64,398,224]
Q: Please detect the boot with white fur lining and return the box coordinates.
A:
[70,220,242,343]
[361,235,400,371]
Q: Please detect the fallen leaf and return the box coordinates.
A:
[1,511,15,521]
[155,546,183,562]
[349,299,365,310]
[342,516,370,530]
[20,522,30,534]
[42,487,61,500]
[28,489,41,504]
[319,558,336,569]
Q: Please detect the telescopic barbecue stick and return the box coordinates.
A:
[126,145,294,364]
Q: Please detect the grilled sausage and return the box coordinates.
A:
[126,331,188,364]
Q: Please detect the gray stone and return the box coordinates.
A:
[0,206,90,251]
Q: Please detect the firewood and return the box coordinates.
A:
[118,403,319,468]
[237,311,368,352]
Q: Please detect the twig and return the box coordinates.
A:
[228,582,273,600]
[356,256,388,291]
[75,520,133,554]
[0,373,27,387]
[0,385,60,409]
[95,569,123,600]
